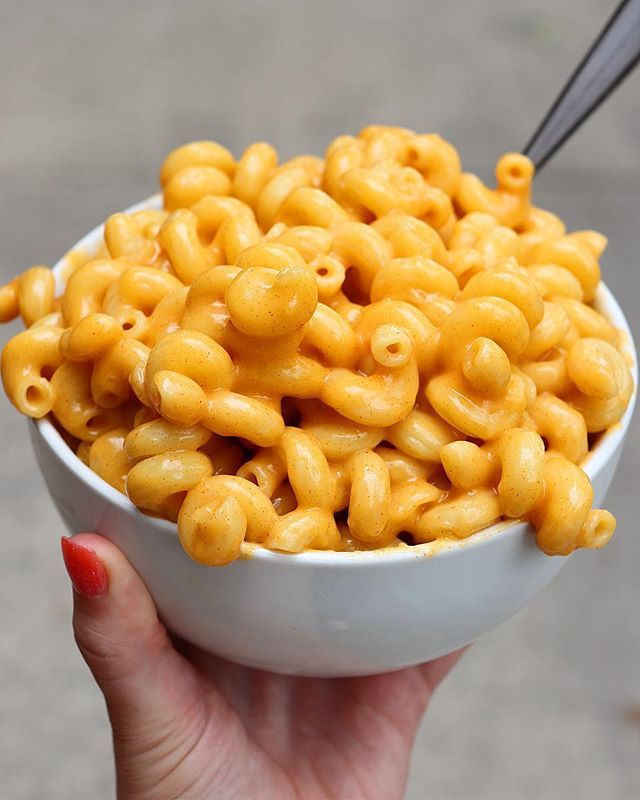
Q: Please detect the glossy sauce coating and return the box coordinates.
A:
[0,129,633,565]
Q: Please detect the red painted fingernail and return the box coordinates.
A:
[61,537,108,598]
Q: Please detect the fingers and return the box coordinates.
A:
[417,646,469,693]
[343,646,469,749]
[60,534,205,746]
[61,535,260,798]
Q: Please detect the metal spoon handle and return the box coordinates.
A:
[524,0,640,170]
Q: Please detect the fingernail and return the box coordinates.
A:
[61,537,108,598]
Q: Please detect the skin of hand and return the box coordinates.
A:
[61,534,465,800]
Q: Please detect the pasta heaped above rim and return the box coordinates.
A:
[0,127,634,565]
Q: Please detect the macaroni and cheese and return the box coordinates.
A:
[1,128,634,565]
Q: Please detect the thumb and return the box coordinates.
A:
[60,534,203,748]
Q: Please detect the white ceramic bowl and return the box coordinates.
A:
[30,196,637,677]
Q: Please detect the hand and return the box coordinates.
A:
[61,534,464,800]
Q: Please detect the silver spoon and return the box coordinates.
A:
[524,0,640,170]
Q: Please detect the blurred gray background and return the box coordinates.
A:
[1,1,638,798]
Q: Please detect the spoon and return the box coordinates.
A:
[524,0,640,170]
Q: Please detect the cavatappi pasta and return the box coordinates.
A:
[1,128,634,564]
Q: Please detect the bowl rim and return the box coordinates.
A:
[34,194,638,566]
